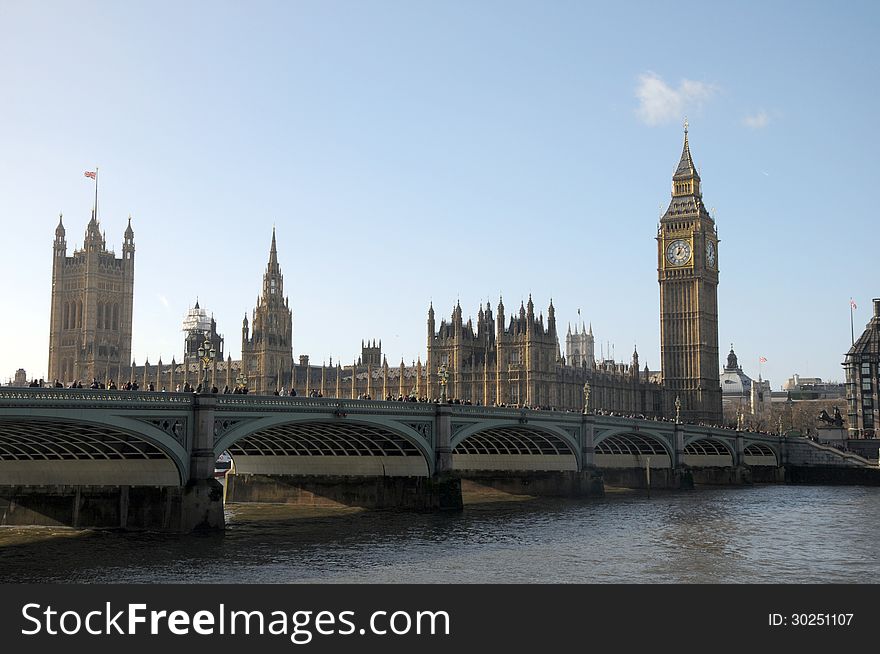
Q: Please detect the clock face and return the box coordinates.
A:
[706,241,717,267]
[666,239,692,266]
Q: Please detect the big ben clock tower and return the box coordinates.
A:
[657,121,722,423]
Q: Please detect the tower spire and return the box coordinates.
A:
[269,226,278,268]
[672,119,702,198]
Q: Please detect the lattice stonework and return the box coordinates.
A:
[0,419,172,461]
[213,418,254,444]
[404,421,433,444]
[595,433,668,456]
[228,422,423,457]
[684,439,732,456]
[136,417,187,447]
[453,426,574,456]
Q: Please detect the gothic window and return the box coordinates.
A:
[76,300,83,328]
[112,303,119,330]
[97,303,104,329]
[63,302,69,329]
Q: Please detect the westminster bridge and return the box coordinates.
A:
[0,388,875,530]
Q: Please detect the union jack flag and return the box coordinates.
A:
[759,357,767,363]
[850,298,858,310]
[84,171,96,179]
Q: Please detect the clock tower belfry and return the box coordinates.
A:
[657,121,722,423]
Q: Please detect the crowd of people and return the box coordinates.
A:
[17,380,794,436]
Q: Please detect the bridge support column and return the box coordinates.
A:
[582,416,596,469]
[176,394,225,531]
[731,430,751,484]
[432,404,462,509]
[672,424,693,489]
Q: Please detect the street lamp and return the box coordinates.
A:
[674,395,681,424]
[235,370,248,394]
[438,363,449,403]
[197,333,216,393]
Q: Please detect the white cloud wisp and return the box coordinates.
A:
[635,73,717,126]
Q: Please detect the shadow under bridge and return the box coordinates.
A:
[451,424,581,471]
[0,417,186,486]
[216,419,434,477]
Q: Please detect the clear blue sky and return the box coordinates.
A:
[1,0,877,388]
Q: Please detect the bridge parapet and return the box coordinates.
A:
[0,388,194,409]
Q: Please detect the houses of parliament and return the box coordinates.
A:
[44,126,723,422]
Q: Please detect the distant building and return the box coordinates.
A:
[782,374,846,400]
[720,345,771,416]
[843,298,880,438]
[720,345,751,407]
[5,369,28,387]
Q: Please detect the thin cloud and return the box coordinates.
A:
[157,294,170,309]
[743,111,770,129]
[635,72,717,126]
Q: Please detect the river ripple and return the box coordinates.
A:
[1,485,878,583]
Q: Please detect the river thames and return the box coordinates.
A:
[1,484,878,583]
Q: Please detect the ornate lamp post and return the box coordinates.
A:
[674,395,681,424]
[197,334,216,393]
[438,363,449,403]
[583,381,591,415]
[235,370,248,394]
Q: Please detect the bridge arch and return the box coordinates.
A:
[0,416,188,486]
[214,415,435,477]
[594,431,673,468]
[682,437,734,467]
[743,442,778,466]
[451,421,581,471]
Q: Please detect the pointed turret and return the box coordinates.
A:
[671,119,702,198]
[84,212,105,251]
[269,226,278,269]
[496,296,505,337]
[53,213,66,258]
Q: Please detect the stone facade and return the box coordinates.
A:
[844,298,880,438]
[51,129,723,419]
[657,124,722,423]
[47,211,135,385]
[425,298,666,413]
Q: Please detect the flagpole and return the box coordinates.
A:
[850,299,855,345]
[94,167,99,219]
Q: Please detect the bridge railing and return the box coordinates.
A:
[0,387,195,407]
[214,395,436,415]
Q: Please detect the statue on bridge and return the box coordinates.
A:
[817,406,844,428]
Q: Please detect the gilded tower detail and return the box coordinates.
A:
[48,211,135,384]
[657,123,722,422]
[241,229,294,394]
